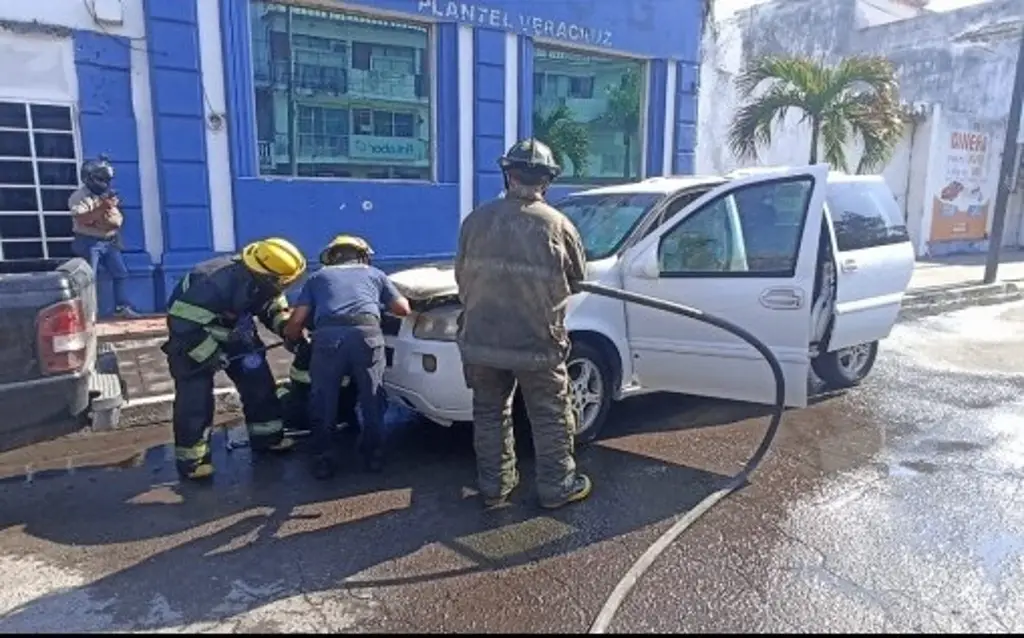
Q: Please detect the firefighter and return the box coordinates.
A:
[283,235,411,479]
[276,322,359,434]
[455,138,591,510]
[162,237,307,481]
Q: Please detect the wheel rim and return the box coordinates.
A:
[837,344,872,377]
[568,357,604,436]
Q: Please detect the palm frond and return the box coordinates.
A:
[734,55,822,98]
[819,110,851,172]
[817,55,898,110]
[727,86,808,161]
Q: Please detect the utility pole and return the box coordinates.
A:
[983,24,1024,284]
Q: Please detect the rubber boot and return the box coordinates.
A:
[483,468,520,510]
[178,460,215,483]
[253,436,295,455]
[539,474,592,510]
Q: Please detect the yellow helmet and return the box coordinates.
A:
[240,237,307,287]
[319,234,374,265]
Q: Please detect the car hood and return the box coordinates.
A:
[388,263,459,311]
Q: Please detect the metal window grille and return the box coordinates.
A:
[0,101,80,261]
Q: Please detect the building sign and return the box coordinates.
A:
[929,128,993,243]
[349,135,426,162]
[417,0,613,47]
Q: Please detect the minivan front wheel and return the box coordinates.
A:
[512,340,613,447]
[812,341,879,389]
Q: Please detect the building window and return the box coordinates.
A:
[0,101,78,261]
[532,46,646,184]
[250,2,432,180]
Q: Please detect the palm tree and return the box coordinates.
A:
[727,55,908,173]
[602,67,643,179]
[533,104,590,177]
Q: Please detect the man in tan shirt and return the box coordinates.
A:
[69,155,138,317]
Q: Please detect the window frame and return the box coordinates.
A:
[247,1,437,183]
[531,39,650,186]
[656,176,817,280]
[825,179,911,253]
[0,99,82,262]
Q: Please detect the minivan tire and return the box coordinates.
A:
[812,341,879,389]
[512,339,614,448]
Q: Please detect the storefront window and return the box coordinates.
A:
[249,2,432,180]
[532,46,646,184]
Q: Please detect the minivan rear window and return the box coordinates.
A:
[826,180,910,252]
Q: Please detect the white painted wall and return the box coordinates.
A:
[0,0,163,262]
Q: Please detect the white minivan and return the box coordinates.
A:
[380,164,916,442]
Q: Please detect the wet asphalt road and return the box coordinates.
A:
[0,301,1022,633]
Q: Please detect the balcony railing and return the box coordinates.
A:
[253,60,427,101]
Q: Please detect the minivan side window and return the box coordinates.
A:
[641,189,709,239]
[658,178,814,277]
[826,180,910,252]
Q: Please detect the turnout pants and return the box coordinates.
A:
[165,336,286,475]
[463,362,577,505]
[308,325,387,460]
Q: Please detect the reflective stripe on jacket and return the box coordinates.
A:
[166,256,292,364]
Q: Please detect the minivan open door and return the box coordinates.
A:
[619,164,829,408]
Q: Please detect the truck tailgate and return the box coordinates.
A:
[0,306,42,383]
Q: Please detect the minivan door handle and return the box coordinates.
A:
[841,258,858,273]
[759,287,805,310]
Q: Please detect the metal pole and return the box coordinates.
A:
[286,5,298,176]
[983,25,1024,284]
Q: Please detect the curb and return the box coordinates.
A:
[897,280,1023,322]
[110,281,1024,430]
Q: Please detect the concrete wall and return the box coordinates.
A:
[697,0,1024,257]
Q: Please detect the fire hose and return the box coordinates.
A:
[576,281,786,634]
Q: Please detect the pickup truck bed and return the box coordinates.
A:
[0,258,124,454]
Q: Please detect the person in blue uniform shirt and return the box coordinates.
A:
[284,235,411,479]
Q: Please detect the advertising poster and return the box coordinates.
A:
[929,127,993,242]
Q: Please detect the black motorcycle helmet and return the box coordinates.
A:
[498,138,562,189]
[80,155,114,196]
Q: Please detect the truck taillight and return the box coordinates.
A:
[37,299,88,375]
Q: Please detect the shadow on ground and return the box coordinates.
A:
[0,385,855,632]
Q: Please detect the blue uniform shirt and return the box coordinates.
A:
[296,263,400,327]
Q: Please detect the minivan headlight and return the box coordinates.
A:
[412,306,461,342]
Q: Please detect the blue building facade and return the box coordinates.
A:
[0,0,701,315]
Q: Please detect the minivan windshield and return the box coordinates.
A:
[554,192,664,260]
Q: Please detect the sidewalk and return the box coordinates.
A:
[99,253,1024,425]
[907,249,1024,292]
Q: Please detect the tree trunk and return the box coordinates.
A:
[808,117,820,164]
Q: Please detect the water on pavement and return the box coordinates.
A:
[0,302,1022,632]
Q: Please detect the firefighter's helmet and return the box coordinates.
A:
[498,138,562,181]
[320,234,374,265]
[240,237,307,288]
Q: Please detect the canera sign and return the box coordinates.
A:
[417,0,613,47]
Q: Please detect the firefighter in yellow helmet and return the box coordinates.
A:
[284,234,410,479]
[161,237,307,481]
